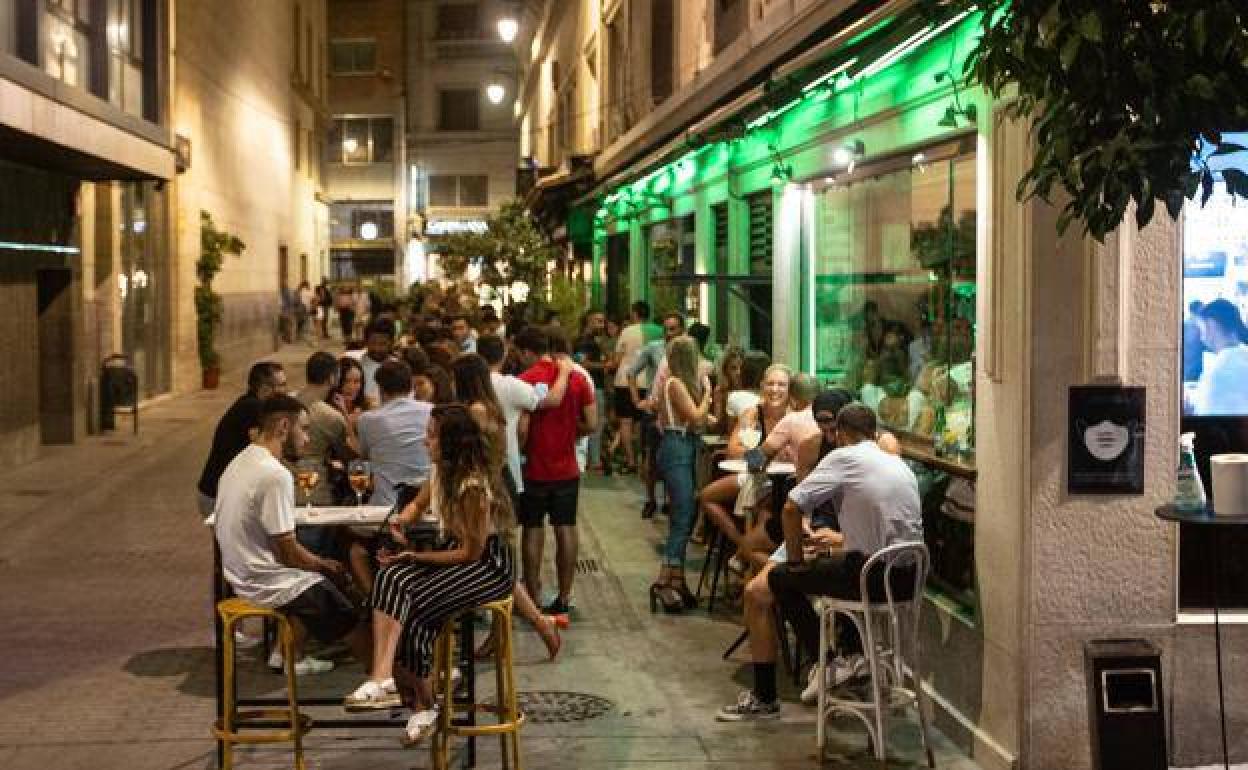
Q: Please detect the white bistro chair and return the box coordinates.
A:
[815,541,935,767]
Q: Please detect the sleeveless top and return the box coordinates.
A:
[663,378,691,434]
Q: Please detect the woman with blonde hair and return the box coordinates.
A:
[650,336,712,613]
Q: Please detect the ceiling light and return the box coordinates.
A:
[832,139,865,167]
[343,137,359,154]
[359,221,379,240]
[497,17,518,43]
[486,82,506,104]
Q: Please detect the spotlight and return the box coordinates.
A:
[832,139,865,167]
[486,82,506,104]
[497,17,519,43]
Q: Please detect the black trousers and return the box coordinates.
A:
[767,550,916,662]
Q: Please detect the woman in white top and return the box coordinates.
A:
[651,337,712,613]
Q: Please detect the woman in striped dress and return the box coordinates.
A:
[344,404,515,747]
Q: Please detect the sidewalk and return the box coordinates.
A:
[0,343,979,769]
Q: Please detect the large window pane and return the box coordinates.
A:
[439,89,480,131]
[436,2,480,40]
[0,0,15,55]
[459,175,488,206]
[812,146,976,463]
[648,215,697,319]
[371,117,393,163]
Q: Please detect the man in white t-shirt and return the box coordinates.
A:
[477,334,572,496]
[610,301,659,473]
[1191,298,1248,415]
[214,395,372,676]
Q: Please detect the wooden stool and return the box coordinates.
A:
[213,598,311,770]
[431,597,524,770]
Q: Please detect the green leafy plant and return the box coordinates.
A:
[547,273,590,328]
[196,211,245,371]
[951,1,1248,239]
[432,200,556,309]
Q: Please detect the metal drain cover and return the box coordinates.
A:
[514,691,612,723]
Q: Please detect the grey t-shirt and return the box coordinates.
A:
[357,396,432,507]
[787,440,922,555]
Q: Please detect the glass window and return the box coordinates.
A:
[459,175,488,206]
[439,89,480,131]
[429,175,457,207]
[435,2,480,40]
[1,0,16,55]
[329,38,376,75]
[43,1,93,90]
[327,117,393,164]
[106,0,145,116]
[648,215,697,319]
[812,145,976,457]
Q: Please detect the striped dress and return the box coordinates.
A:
[370,476,514,677]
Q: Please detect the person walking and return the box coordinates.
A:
[514,326,596,617]
[608,301,658,473]
[336,287,355,343]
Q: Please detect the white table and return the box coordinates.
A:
[717,459,796,476]
[295,505,391,528]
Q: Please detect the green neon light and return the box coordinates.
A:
[652,171,672,194]
[801,57,858,93]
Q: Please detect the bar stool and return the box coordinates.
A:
[431,596,524,770]
[213,597,311,770]
[815,542,934,768]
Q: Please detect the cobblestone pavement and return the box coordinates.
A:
[0,344,982,769]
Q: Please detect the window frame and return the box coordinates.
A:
[326,115,395,165]
[437,88,481,132]
[329,37,377,76]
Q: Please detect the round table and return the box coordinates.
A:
[1155,504,1248,770]
[717,459,796,476]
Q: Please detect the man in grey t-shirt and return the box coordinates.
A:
[718,403,922,721]
[356,359,432,507]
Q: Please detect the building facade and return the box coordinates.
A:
[405,0,519,286]
[172,0,330,385]
[517,1,1247,768]
[0,0,176,466]
[325,0,405,286]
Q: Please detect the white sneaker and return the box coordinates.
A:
[345,679,402,711]
[400,706,440,747]
[233,629,262,649]
[293,657,335,676]
[267,650,283,670]
[800,655,868,704]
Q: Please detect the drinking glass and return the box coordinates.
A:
[295,459,320,512]
[739,427,762,450]
[348,460,371,506]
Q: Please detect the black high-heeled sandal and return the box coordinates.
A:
[672,580,698,610]
[649,582,683,614]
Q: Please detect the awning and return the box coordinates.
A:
[524,162,596,237]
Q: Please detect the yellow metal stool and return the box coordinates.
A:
[213,598,312,770]
[431,596,524,770]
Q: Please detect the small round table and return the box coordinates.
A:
[1154,505,1248,770]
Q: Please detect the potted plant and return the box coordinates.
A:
[197,211,245,389]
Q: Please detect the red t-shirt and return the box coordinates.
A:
[519,358,594,482]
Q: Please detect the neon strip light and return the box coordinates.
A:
[856,10,970,81]
[0,241,80,254]
[801,58,858,93]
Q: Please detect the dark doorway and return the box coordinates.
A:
[37,268,74,445]
[605,234,630,321]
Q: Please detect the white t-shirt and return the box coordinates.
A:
[491,371,546,493]
[726,390,761,419]
[213,444,323,608]
[360,355,383,402]
[613,323,647,387]
[1194,345,1248,415]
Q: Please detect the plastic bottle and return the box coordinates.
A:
[1175,432,1208,512]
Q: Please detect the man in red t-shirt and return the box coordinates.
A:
[515,326,597,615]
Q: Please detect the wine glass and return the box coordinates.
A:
[739,426,762,451]
[295,458,320,512]
[348,460,371,506]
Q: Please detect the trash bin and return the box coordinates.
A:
[99,354,139,434]
[1085,639,1166,770]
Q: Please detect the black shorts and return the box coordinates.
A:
[613,386,646,420]
[640,413,661,453]
[518,478,580,528]
[279,580,358,644]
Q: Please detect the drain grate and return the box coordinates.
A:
[575,559,600,574]
[513,691,612,723]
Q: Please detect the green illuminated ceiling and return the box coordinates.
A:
[592,9,983,232]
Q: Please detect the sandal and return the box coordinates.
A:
[344,679,402,711]
[399,706,440,748]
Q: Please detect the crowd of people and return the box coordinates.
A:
[198,284,930,745]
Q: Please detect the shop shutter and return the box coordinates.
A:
[747,191,772,275]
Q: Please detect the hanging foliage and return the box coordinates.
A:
[952,1,1248,239]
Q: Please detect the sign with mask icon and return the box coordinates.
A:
[1069,386,1146,494]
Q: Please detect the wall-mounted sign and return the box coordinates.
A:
[1068,386,1146,495]
[425,219,488,236]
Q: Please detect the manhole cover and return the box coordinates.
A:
[514,691,612,723]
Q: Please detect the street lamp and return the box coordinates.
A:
[486,81,506,104]
[497,16,518,43]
